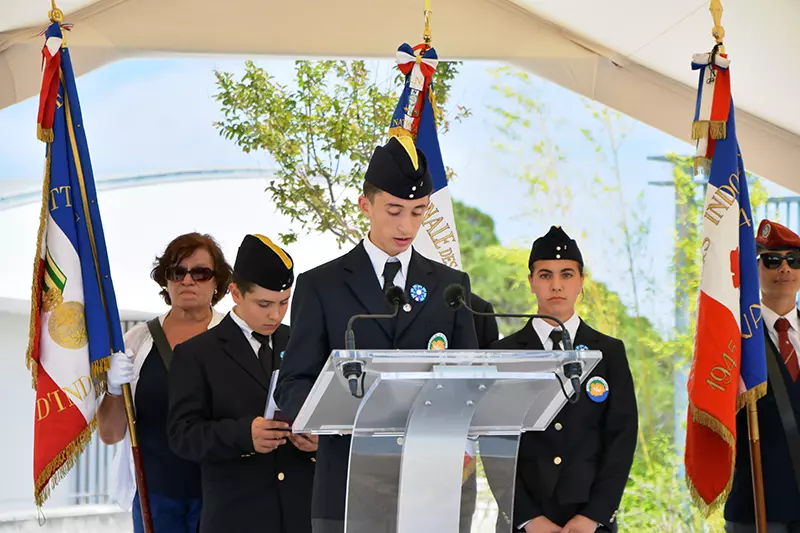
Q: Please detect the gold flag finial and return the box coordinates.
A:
[423,0,432,46]
[710,0,725,51]
[49,0,64,23]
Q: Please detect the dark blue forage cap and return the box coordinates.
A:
[364,136,433,200]
[234,234,294,291]
[528,226,583,269]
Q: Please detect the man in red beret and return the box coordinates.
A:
[724,219,800,532]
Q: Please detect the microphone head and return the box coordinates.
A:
[385,285,408,307]
[443,284,466,310]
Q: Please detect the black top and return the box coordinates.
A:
[275,243,478,522]
[489,319,638,530]
[168,322,315,533]
[725,327,800,523]
[136,344,202,498]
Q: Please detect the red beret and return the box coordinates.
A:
[756,219,800,251]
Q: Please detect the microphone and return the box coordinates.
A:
[444,283,583,403]
[385,286,407,310]
[342,286,409,397]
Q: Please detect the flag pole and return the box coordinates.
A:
[48,0,63,23]
[423,0,432,46]
[63,80,153,533]
[61,82,154,531]
[709,1,766,529]
[747,402,768,532]
[42,3,153,530]
[122,385,154,533]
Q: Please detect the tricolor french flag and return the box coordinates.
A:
[29,21,123,506]
[390,43,461,270]
[685,53,767,514]
[389,41,471,477]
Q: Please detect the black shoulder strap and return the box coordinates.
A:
[764,338,800,493]
[146,318,173,370]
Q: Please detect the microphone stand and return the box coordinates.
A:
[450,293,583,404]
[342,290,406,398]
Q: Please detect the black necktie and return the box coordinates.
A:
[251,331,273,376]
[549,329,564,350]
[383,260,401,292]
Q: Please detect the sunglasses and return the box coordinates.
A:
[165,266,215,282]
[759,252,800,270]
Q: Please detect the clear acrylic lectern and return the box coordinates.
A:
[293,349,602,533]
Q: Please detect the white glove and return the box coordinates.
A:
[107,349,135,396]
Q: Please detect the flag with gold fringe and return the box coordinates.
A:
[28,20,123,506]
[684,47,767,515]
[388,40,474,483]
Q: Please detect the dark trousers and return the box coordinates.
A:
[133,491,202,533]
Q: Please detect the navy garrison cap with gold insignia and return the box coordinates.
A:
[364,136,433,200]
[234,234,294,291]
[528,226,583,269]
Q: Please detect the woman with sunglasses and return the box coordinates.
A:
[725,219,800,533]
[98,232,232,533]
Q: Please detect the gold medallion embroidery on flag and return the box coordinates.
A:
[49,301,88,350]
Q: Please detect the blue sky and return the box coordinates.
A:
[0,57,792,333]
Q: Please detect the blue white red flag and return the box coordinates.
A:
[29,21,124,506]
[685,51,767,514]
[390,43,461,270]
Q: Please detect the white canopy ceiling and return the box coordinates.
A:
[1,0,798,190]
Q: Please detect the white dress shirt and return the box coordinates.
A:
[229,307,272,355]
[531,312,581,349]
[362,235,412,290]
[761,304,800,356]
[518,312,582,530]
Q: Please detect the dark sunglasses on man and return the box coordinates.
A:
[759,251,800,270]
[165,266,215,282]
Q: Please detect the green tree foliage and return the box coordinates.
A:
[454,196,686,528]
[213,60,463,247]
[482,65,747,530]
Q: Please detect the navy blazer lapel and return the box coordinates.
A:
[272,324,290,356]
[573,319,602,349]
[395,250,436,340]
[515,319,544,350]
[343,243,393,340]
[272,324,290,370]
[217,314,269,390]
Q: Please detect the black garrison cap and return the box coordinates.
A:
[234,234,294,291]
[528,226,584,269]
[364,136,433,200]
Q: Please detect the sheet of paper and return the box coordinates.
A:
[265,369,280,419]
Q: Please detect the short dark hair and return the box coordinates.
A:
[151,233,232,306]
[231,272,256,296]
[362,181,383,202]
